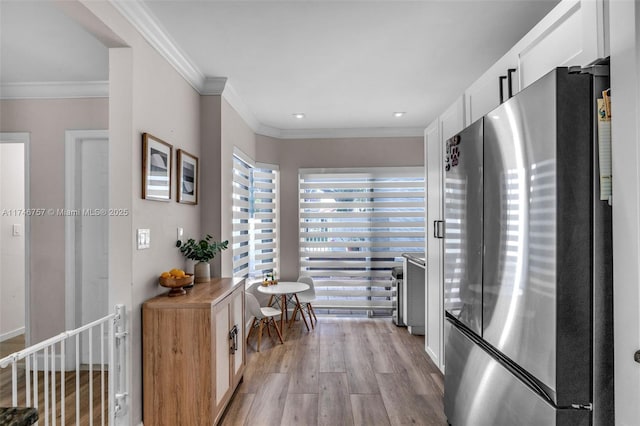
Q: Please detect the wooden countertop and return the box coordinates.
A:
[144,277,245,309]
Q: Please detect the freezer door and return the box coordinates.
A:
[482,68,593,405]
[444,321,590,426]
[444,119,483,336]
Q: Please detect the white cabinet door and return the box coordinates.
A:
[517,0,606,88]
[214,298,231,406]
[465,0,606,124]
[425,119,445,372]
[440,96,466,140]
[214,286,245,416]
[465,55,519,124]
[231,288,244,379]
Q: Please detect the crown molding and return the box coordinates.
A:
[0,81,109,99]
[220,82,263,133]
[256,125,425,140]
[202,77,228,95]
[110,0,205,92]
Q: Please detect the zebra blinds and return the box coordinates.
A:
[232,154,251,278]
[232,151,279,279]
[299,167,425,310]
[252,165,278,277]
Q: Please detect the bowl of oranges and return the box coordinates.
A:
[159,269,194,297]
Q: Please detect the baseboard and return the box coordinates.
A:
[407,325,425,335]
[0,327,25,342]
[426,346,440,367]
[31,353,65,371]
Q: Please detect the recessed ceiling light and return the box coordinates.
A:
[293,113,305,119]
[393,112,406,118]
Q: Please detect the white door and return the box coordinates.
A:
[0,134,28,345]
[78,138,109,362]
[65,130,109,365]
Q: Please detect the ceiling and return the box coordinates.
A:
[1,0,560,138]
[0,1,109,83]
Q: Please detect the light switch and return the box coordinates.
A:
[137,228,150,250]
[177,227,183,240]
[12,224,21,236]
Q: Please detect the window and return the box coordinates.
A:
[232,150,278,280]
[299,167,425,312]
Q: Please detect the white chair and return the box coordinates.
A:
[245,281,271,320]
[291,275,317,329]
[246,292,283,352]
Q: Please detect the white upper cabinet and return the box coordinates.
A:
[465,54,519,125]
[440,96,466,142]
[465,0,607,124]
[517,0,607,88]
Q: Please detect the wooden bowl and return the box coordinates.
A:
[159,274,194,297]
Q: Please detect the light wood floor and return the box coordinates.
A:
[0,334,109,425]
[220,316,447,426]
[0,334,25,359]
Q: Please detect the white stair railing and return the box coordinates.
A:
[0,304,128,425]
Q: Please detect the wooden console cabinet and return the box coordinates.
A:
[143,278,245,425]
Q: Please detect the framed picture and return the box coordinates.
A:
[142,133,172,201]
[177,149,198,204]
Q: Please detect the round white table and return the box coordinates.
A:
[256,282,310,333]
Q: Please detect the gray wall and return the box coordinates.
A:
[200,95,223,276]
[256,134,424,281]
[76,3,203,423]
[0,98,108,342]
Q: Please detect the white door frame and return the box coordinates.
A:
[64,130,108,342]
[0,132,31,346]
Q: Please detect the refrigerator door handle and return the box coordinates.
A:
[434,220,444,239]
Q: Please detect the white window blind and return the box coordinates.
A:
[252,165,278,277]
[299,167,425,310]
[232,150,279,280]
[232,154,251,278]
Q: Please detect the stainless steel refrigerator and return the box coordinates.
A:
[443,66,613,426]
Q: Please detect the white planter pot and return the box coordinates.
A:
[194,261,211,283]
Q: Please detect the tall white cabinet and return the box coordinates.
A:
[425,96,465,372]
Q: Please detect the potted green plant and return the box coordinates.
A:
[177,234,229,283]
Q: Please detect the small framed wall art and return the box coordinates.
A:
[142,133,173,201]
[177,149,198,205]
